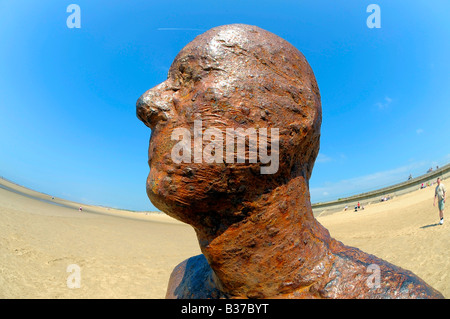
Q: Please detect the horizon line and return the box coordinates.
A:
[1,161,449,213]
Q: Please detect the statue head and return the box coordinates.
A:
[137,24,321,239]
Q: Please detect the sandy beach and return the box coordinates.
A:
[0,177,448,298]
[0,178,200,298]
[317,179,449,298]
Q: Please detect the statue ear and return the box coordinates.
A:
[286,122,310,146]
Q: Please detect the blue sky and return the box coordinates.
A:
[0,1,449,210]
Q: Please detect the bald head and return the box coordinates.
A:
[136,24,321,230]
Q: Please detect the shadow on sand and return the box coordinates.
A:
[420,223,440,229]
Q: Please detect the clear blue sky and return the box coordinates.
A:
[0,1,449,210]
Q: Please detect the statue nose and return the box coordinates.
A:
[136,82,173,129]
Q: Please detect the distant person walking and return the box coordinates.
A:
[433,178,446,225]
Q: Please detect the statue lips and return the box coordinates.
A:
[137,24,444,299]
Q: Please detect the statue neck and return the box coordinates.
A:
[197,176,335,298]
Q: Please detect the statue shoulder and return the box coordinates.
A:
[165,254,226,299]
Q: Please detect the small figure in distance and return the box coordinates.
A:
[433,177,446,225]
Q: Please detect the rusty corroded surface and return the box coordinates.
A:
[137,24,444,299]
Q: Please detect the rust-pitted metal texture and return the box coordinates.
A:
[137,24,444,299]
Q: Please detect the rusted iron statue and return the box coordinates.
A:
[137,24,443,299]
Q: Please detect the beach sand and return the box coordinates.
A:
[0,177,447,298]
[0,178,200,298]
[317,178,449,298]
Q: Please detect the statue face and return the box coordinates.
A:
[137,24,321,232]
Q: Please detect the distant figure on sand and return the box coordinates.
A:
[79,206,83,212]
[434,178,446,225]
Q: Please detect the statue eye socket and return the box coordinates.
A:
[179,64,194,82]
[171,57,204,85]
